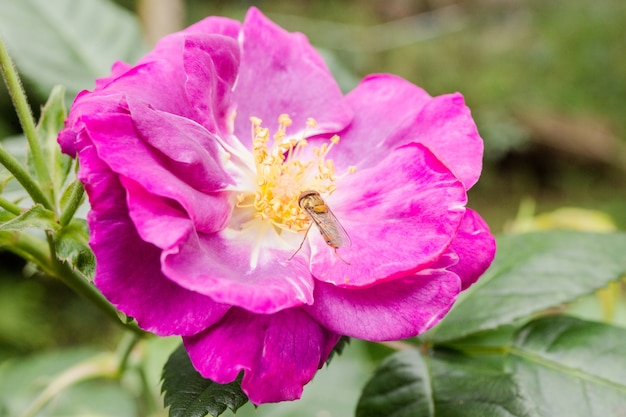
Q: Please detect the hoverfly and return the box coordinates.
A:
[289,190,351,264]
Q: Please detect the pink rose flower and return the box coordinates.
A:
[58,7,495,404]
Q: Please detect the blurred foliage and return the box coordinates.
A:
[184,0,625,133]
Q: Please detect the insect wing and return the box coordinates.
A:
[304,203,352,249]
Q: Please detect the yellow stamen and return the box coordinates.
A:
[236,114,355,234]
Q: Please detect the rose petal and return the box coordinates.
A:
[183,15,241,39]
[102,59,192,117]
[121,177,199,250]
[181,33,240,136]
[395,93,484,188]
[306,264,461,340]
[95,61,133,90]
[231,8,353,145]
[308,142,466,287]
[83,108,232,235]
[325,74,432,169]
[127,99,233,192]
[183,307,340,404]
[59,34,234,157]
[59,92,124,157]
[77,136,229,336]
[161,224,315,314]
[327,75,483,188]
[447,208,496,290]
[81,26,240,136]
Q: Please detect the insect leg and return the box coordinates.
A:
[333,248,351,265]
[288,223,313,261]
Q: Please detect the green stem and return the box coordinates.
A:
[59,180,85,226]
[0,37,53,199]
[0,230,55,275]
[115,332,142,374]
[0,195,21,215]
[56,262,147,337]
[115,334,160,414]
[1,229,143,336]
[0,145,54,210]
[19,354,118,417]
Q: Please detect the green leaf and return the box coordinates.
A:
[357,316,626,417]
[34,85,73,199]
[356,349,433,417]
[54,219,95,280]
[0,0,146,100]
[356,349,535,417]
[162,344,249,417]
[510,315,626,416]
[436,324,519,352]
[430,231,626,343]
[0,204,58,231]
[428,352,536,417]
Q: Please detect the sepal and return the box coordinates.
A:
[162,344,249,417]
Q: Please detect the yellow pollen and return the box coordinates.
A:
[237,114,355,233]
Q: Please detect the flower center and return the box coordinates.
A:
[237,114,355,233]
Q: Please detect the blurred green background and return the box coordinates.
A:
[0,0,624,414]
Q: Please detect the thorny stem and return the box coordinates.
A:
[0,230,54,275]
[45,232,146,337]
[1,218,142,337]
[0,37,54,204]
[0,229,143,336]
